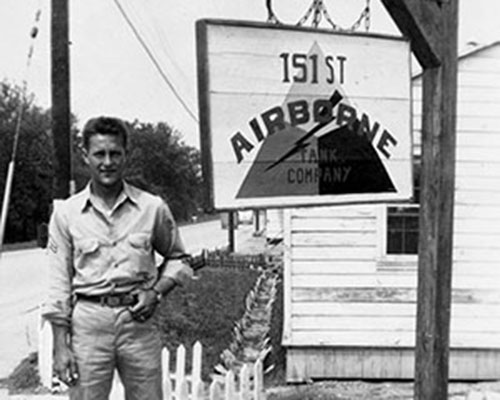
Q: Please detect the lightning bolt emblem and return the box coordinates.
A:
[265,90,344,172]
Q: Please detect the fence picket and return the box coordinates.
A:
[209,380,222,400]
[253,359,264,400]
[192,341,203,389]
[192,380,205,400]
[179,378,189,400]
[175,344,186,398]
[225,370,236,400]
[239,364,250,400]
[162,347,172,398]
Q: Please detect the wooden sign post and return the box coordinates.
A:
[381,1,459,399]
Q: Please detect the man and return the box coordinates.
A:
[42,116,193,400]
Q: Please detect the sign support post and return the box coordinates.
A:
[381,1,459,399]
[228,211,236,253]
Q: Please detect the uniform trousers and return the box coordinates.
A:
[69,300,162,400]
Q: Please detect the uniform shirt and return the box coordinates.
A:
[42,182,192,326]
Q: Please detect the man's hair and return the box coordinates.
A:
[81,116,129,150]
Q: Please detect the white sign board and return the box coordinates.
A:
[196,19,413,210]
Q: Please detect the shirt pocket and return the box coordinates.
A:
[126,233,154,277]
[76,238,100,256]
[74,238,101,271]
[127,232,152,253]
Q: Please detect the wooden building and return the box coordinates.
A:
[282,41,500,381]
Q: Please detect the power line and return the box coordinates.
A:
[140,2,190,85]
[112,0,198,123]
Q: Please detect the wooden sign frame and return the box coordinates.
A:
[196,19,413,210]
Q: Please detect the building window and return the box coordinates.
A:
[385,155,421,256]
[387,206,419,255]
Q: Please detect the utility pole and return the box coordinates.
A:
[51,0,71,199]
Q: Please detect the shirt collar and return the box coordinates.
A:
[79,181,139,213]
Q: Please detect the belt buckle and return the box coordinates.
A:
[124,294,136,306]
[107,296,121,307]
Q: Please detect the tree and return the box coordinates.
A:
[0,80,52,243]
[126,121,203,222]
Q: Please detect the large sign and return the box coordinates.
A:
[196,19,412,210]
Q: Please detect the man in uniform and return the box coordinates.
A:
[43,116,193,400]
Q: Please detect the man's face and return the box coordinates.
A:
[83,133,127,188]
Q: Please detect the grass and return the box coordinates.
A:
[156,266,261,381]
[5,352,45,395]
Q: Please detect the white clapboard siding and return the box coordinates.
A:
[454,248,500,263]
[292,315,500,334]
[415,100,500,119]
[452,261,500,277]
[457,71,500,88]
[455,162,500,179]
[456,146,500,162]
[454,218,500,233]
[455,191,500,206]
[291,216,377,232]
[455,204,500,220]
[457,134,500,149]
[414,86,500,102]
[293,260,377,275]
[288,330,500,349]
[456,116,500,132]
[414,116,500,133]
[292,286,500,304]
[292,231,377,246]
[458,55,500,72]
[292,246,375,260]
[291,205,381,218]
[291,273,500,290]
[284,42,500,380]
[292,302,500,319]
[455,177,500,193]
[454,232,500,248]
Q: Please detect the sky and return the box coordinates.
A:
[0,0,499,148]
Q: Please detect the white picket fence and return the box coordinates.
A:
[39,318,266,400]
[109,343,265,400]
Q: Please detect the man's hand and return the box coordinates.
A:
[52,325,79,386]
[128,289,159,322]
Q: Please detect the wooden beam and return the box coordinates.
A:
[381,0,443,68]
[415,1,458,396]
[383,0,459,399]
[395,1,457,399]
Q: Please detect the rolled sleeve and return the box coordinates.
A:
[41,201,74,327]
[153,200,193,286]
[161,259,193,286]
